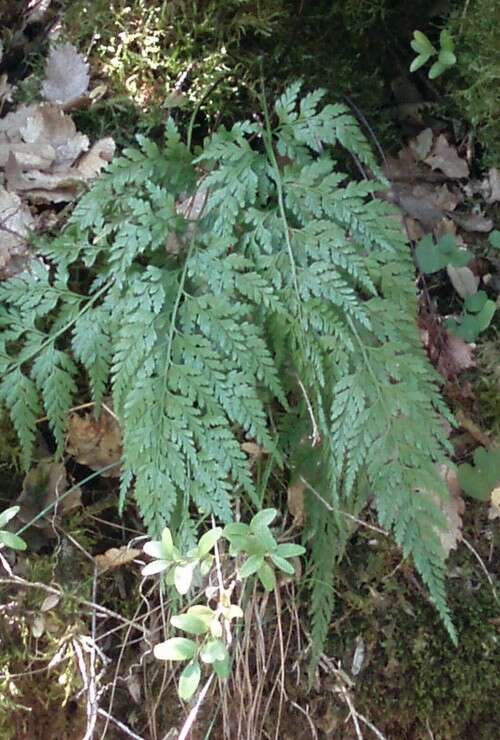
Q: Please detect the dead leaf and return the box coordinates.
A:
[95,546,141,572]
[463,168,500,204]
[446,265,479,298]
[31,614,45,638]
[403,216,425,242]
[489,487,500,521]
[410,128,433,160]
[0,74,13,106]
[41,593,60,612]
[241,441,266,462]
[452,212,493,233]
[287,479,306,527]
[435,464,465,557]
[6,152,85,203]
[0,186,34,278]
[41,43,90,109]
[438,333,476,378]
[485,168,500,204]
[76,136,115,179]
[424,135,469,179]
[17,459,81,527]
[18,104,89,169]
[66,409,122,477]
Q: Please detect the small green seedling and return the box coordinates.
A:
[410,29,456,79]
[458,447,500,501]
[445,290,496,342]
[142,514,305,700]
[0,506,26,551]
[223,508,305,591]
[415,234,472,274]
[142,525,222,593]
[488,230,500,251]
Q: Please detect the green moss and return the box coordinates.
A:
[326,534,499,739]
[448,0,500,165]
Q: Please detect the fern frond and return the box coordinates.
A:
[0,88,456,649]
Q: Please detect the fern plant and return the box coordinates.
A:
[0,82,456,653]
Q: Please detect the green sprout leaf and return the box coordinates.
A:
[489,230,500,249]
[275,542,305,558]
[0,530,27,551]
[154,637,197,661]
[213,654,231,679]
[250,508,277,530]
[0,506,20,528]
[200,639,228,664]
[410,54,431,73]
[171,613,210,636]
[440,29,454,51]
[429,61,446,79]
[458,447,500,501]
[161,527,174,559]
[412,31,435,54]
[178,660,201,701]
[240,554,264,577]
[197,527,222,558]
[258,562,276,591]
[270,553,295,575]
[174,563,195,594]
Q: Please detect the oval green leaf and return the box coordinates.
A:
[200,639,228,664]
[0,530,27,551]
[161,527,174,559]
[258,562,276,592]
[239,554,264,578]
[276,543,305,558]
[213,654,231,679]
[179,660,201,701]
[410,54,430,73]
[0,506,20,528]
[154,637,197,661]
[438,50,456,67]
[174,563,194,595]
[171,613,210,635]
[429,61,446,79]
[197,527,222,558]
[270,553,295,575]
[141,559,169,576]
[250,508,277,530]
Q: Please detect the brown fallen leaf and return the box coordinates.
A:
[41,42,90,110]
[409,127,433,160]
[16,459,81,528]
[0,186,34,278]
[424,134,469,179]
[287,479,306,528]
[241,441,266,462]
[76,136,115,179]
[95,546,141,573]
[66,409,122,477]
[6,152,85,203]
[435,464,465,557]
[452,212,493,234]
[489,487,500,521]
[18,104,89,170]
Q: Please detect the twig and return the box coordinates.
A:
[297,378,321,446]
[97,708,145,740]
[299,476,388,536]
[178,673,215,740]
[462,537,498,603]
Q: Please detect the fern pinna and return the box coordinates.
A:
[0,83,456,650]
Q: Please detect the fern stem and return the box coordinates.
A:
[259,84,303,317]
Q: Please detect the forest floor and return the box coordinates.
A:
[0,2,498,738]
